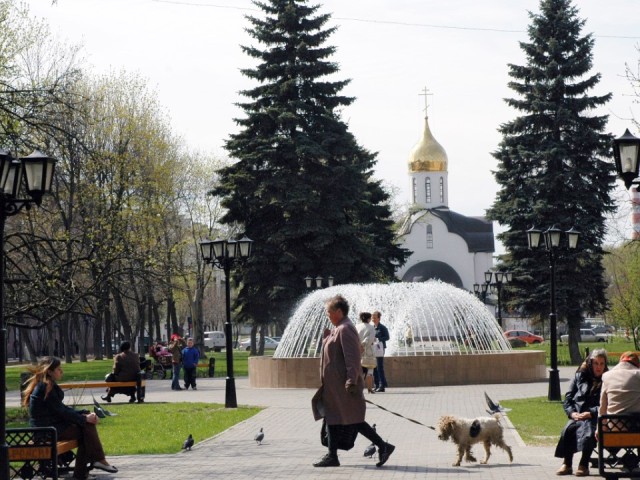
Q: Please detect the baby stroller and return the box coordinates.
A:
[145,344,173,379]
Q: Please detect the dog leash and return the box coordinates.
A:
[365,398,436,430]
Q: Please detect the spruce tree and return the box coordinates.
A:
[214,0,408,328]
[488,0,615,362]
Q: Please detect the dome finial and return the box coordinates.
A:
[419,86,433,118]
[408,87,448,173]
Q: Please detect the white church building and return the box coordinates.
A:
[395,112,495,290]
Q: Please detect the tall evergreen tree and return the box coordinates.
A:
[488,0,614,363]
[214,0,408,329]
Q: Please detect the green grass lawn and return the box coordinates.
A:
[501,396,566,446]
[517,335,634,366]
[5,350,251,391]
[7,402,261,455]
[5,350,260,456]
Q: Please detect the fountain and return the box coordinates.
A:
[249,281,546,388]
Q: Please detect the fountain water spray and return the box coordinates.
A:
[274,280,511,358]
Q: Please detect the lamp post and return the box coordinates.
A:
[199,236,253,408]
[304,275,334,289]
[612,129,640,190]
[527,225,579,401]
[0,150,56,480]
[484,270,512,328]
[473,282,489,303]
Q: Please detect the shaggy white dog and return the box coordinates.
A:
[436,414,513,466]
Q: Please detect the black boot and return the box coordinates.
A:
[313,453,340,467]
[376,443,395,467]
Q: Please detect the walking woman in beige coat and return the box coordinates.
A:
[312,295,395,468]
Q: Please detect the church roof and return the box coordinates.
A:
[398,207,495,253]
[408,115,448,173]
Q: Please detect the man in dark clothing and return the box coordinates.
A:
[102,341,141,403]
[372,311,390,392]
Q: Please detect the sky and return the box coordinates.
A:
[25,0,640,248]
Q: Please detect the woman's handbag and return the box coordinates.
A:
[373,341,385,358]
[320,419,359,451]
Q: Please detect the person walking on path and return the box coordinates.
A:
[372,311,390,392]
[182,337,200,390]
[554,348,608,477]
[312,294,395,468]
[169,334,186,391]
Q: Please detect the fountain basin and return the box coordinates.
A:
[249,350,546,388]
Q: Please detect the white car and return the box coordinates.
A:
[560,328,609,343]
[203,331,226,352]
[239,336,280,351]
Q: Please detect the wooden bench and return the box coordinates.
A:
[598,413,640,478]
[196,359,215,378]
[59,378,146,402]
[7,427,78,480]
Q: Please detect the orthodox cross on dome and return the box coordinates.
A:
[419,86,433,117]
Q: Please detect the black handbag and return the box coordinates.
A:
[320,419,358,451]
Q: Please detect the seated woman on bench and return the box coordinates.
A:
[23,356,118,480]
[554,348,608,477]
[102,341,141,403]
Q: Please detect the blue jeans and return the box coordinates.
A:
[171,363,182,389]
[374,356,387,389]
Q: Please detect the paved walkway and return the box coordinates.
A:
[6,367,580,480]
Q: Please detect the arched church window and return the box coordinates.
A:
[439,177,444,203]
[426,224,433,249]
[412,177,417,203]
[425,178,431,203]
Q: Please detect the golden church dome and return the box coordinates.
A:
[408,116,448,172]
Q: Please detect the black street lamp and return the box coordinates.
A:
[527,225,579,401]
[473,282,489,303]
[1,150,56,480]
[613,129,640,190]
[484,270,513,328]
[304,275,334,289]
[199,235,253,408]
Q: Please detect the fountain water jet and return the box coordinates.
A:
[249,281,546,388]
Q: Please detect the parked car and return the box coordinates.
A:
[591,325,615,335]
[239,336,280,351]
[560,328,609,343]
[203,331,226,352]
[503,330,544,345]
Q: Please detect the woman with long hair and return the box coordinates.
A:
[22,356,118,480]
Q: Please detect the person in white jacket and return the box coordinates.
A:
[356,312,376,394]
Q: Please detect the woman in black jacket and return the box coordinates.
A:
[554,348,608,477]
[22,356,118,480]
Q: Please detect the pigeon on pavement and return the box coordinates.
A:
[92,395,116,416]
[485,392,512,415]
[182,434,194,451]
[254,427,264,445]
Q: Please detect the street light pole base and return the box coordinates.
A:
[548,368,561,401]
[225,377,237,408]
